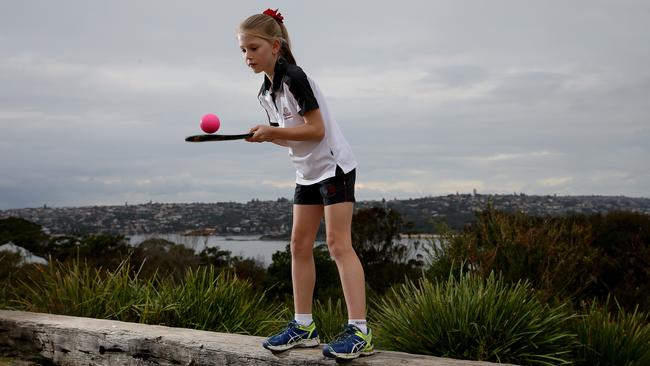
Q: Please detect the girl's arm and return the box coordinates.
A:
[247,108,325,143]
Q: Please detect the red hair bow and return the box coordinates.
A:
[263,8,284,24]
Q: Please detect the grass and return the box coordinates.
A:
[151,266,287,335]
[13,258,147,321]
[373,270,576,365]
[313,297,348,343]
[573,298,650,365]
[8,258,287,336]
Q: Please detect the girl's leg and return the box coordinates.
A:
[291,204,324,314]
[324,202,366,319]
[262,205,323,352]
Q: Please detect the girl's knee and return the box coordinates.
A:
[291,239,313,258]
[326,236,352,260]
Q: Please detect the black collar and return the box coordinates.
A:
[262,57,288,94]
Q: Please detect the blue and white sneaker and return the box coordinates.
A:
[322,324,374,360]
[262,320,320,352]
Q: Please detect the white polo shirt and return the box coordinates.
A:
[258,57,357,185]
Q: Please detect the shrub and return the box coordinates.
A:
[587,212,650,310]
[11,258,286,336]
[468,207,598,303]
[47,234,133,272]
[154,266,286,335]
[373,271,576,365]
[0,252,22,308]
[313,297,348,343]
[0,217,49,255]
[0,251,22,282]
[573,298,650,365]
[14,258,148,321]
[426,207,650,310]
[229,256,267,291]
[131,238,200,282]
[423,223,473,281]
[352,207,425,294]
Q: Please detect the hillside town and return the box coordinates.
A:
[1,194,649,238]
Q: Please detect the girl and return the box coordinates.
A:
[238,8,374,360]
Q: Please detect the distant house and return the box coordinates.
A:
[0,241,48,266]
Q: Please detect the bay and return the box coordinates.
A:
[128,234,295,267]
[128,234,437,268]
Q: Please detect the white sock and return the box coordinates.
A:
[294,313,313,326]
[348,319,368,334]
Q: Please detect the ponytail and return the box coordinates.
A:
[280,39,296,65]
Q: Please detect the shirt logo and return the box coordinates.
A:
[283,106,293,120]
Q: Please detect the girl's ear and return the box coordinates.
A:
[272,39,281,55]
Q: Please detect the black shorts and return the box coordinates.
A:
[294,166,356,206]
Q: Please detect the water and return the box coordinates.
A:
[128,234,437,268]
[128,234,293,267]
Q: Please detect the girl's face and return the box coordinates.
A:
[238,33,280,76]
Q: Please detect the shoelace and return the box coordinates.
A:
[332,325,357,343]
[283,321,300,333]
[271,321,297,338]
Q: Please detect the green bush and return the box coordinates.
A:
[11,258,286,336]
[352,207,425,294]
[14,258,149,321]
[469,207,596,303]
[131,238,200,282]
[47,234,133,272]
[153,266,286,335]
[423,224,473,281]
[229,257,267,291]
[426,207,650,310]
[588,212,650,310]
[573,298,650,365]
[0,253,20,308]
[373,271,576,365]
[0,217,49,255]
[0,251,23,281]
[313,297,347,343]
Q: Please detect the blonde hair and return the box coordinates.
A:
[239,13,296,65]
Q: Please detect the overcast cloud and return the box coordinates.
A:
[1,1,649,209]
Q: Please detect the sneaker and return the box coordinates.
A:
[322,324,374,360]
[262,320,320,352]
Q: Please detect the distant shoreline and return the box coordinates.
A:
[3,195,649,238]
[400,233,437,239]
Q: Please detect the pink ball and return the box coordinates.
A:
[200,114,220,134]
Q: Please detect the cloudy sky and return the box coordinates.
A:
[1,1,648,209]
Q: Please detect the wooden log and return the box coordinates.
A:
[0,310,516,366]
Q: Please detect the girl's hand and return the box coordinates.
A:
[246,125,274,143]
